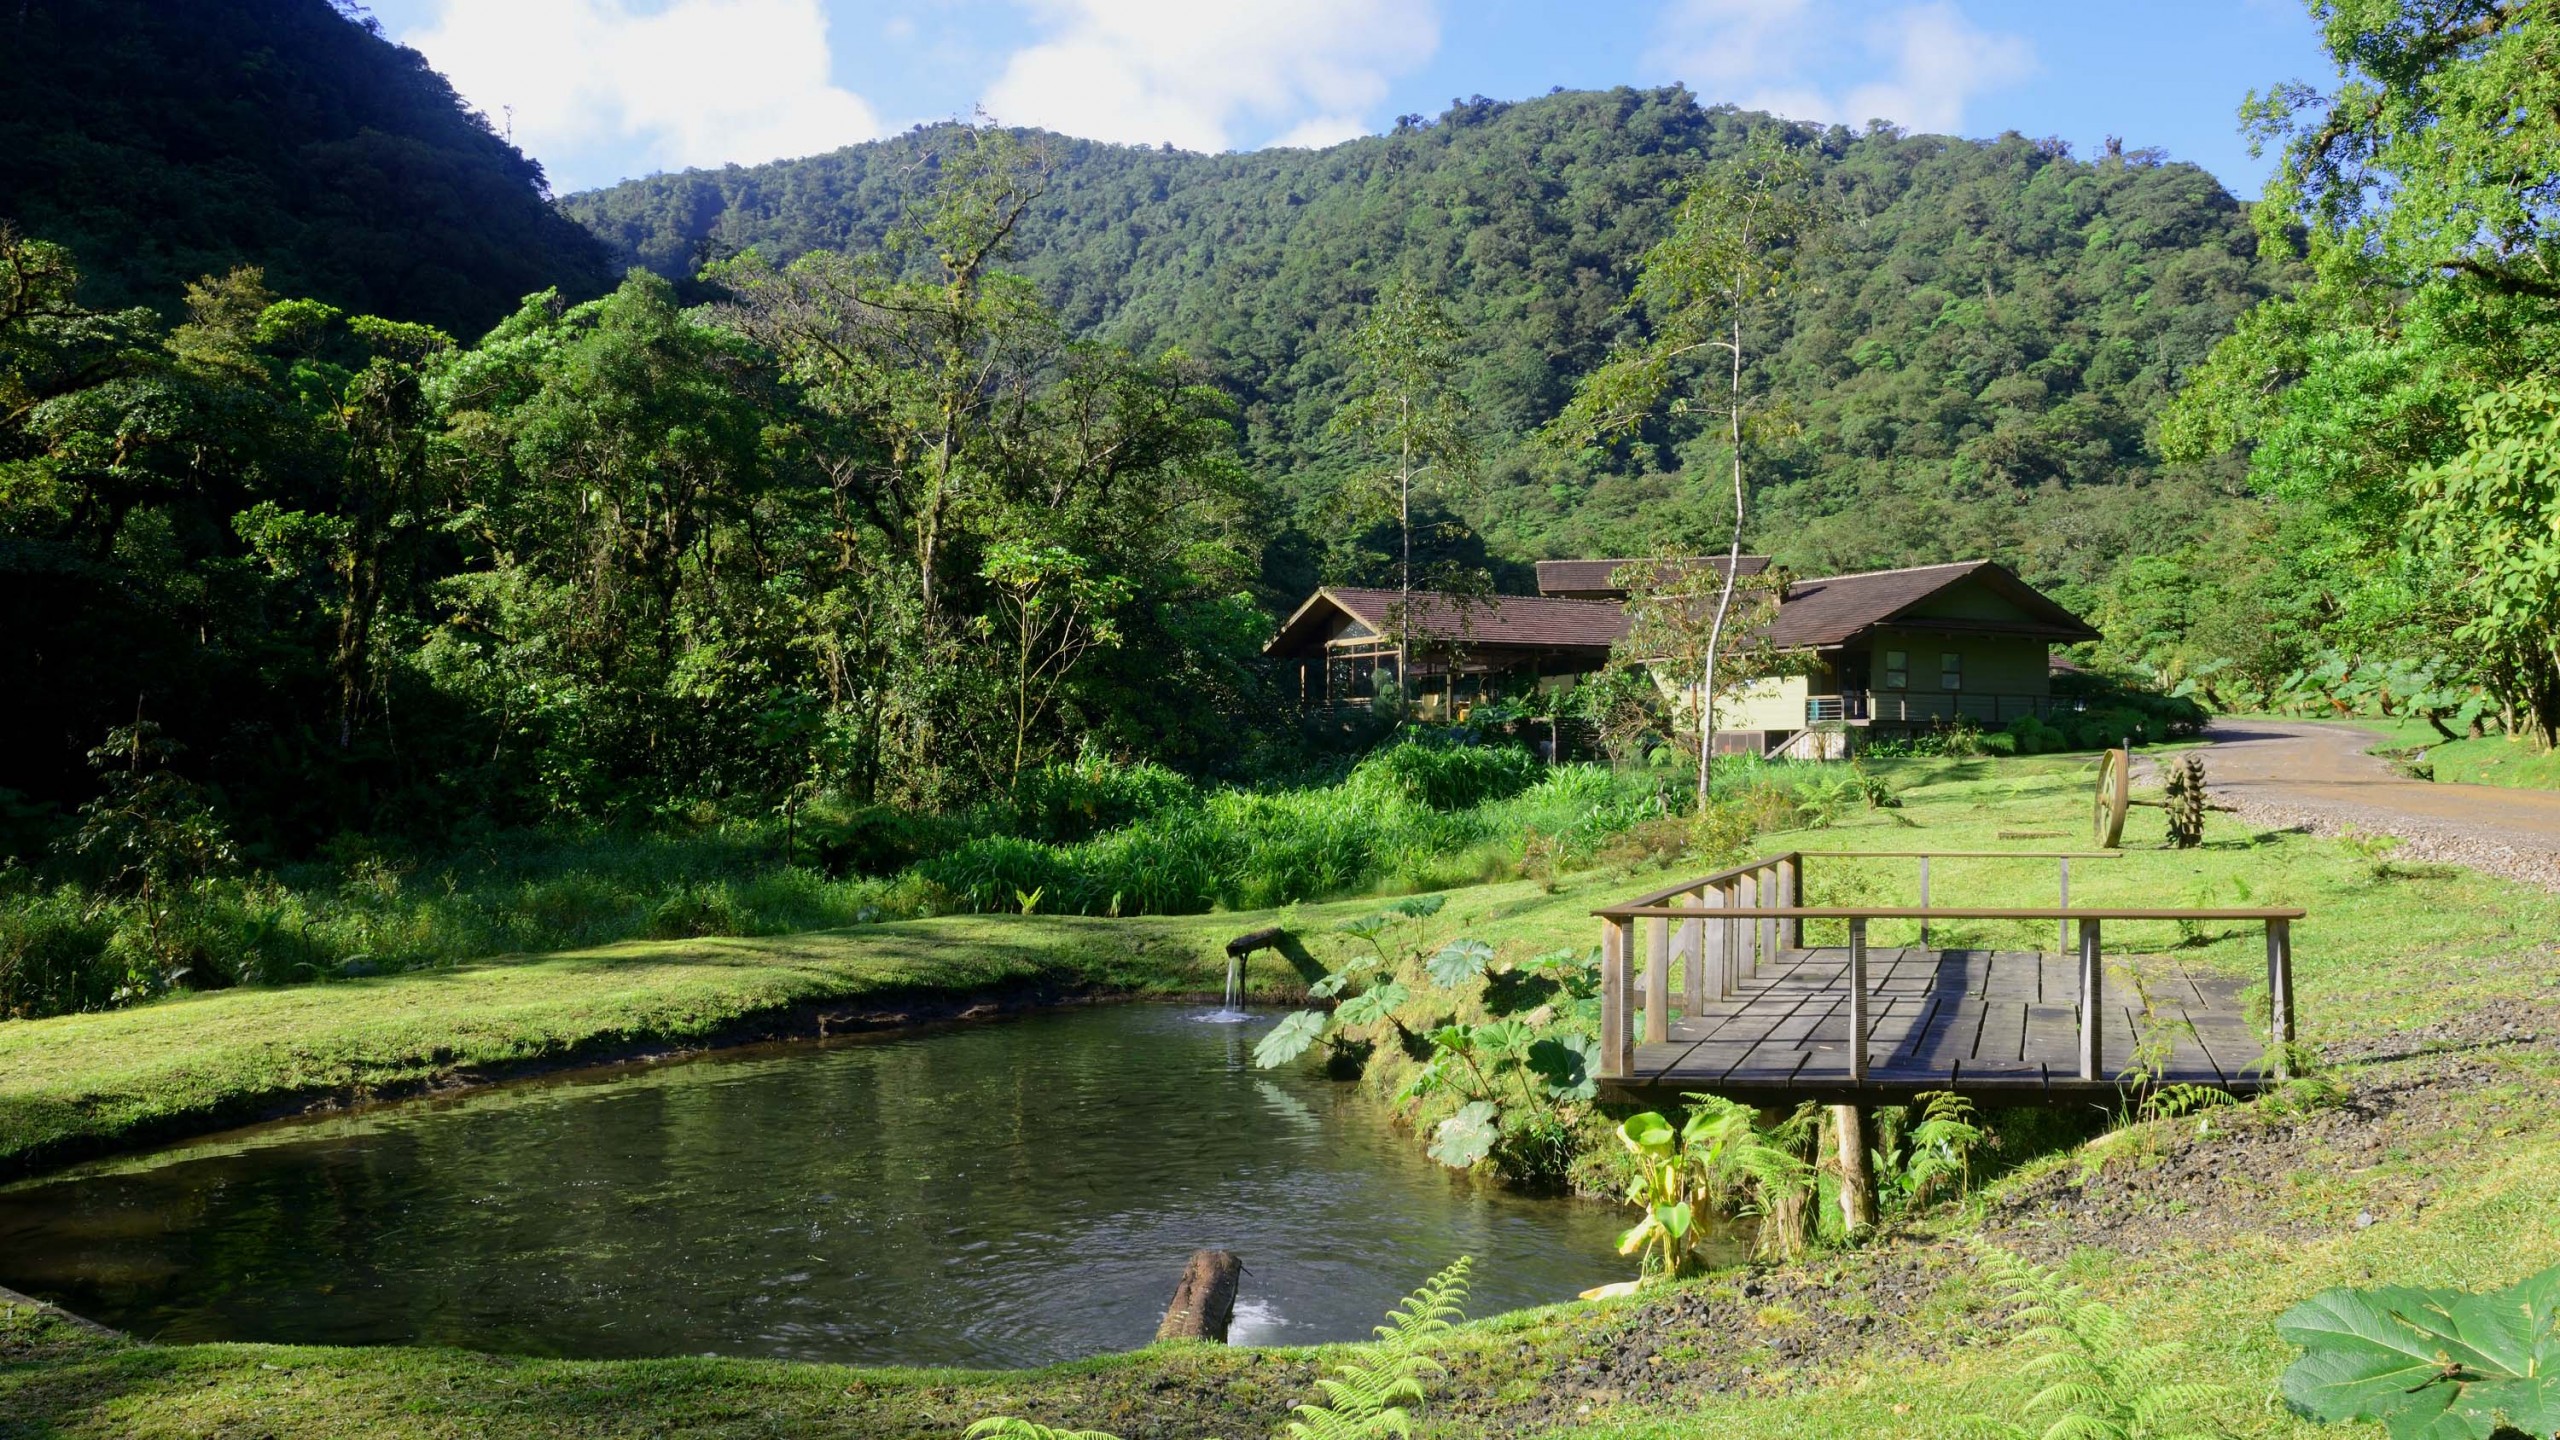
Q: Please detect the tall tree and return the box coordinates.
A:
[1547,129,1826,802]
[1329,274,1474,599]
[2165,0,2560,741]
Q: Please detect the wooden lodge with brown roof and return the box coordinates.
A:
[1264,557,2099,757]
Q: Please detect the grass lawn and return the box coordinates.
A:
[5,750,2558,1438]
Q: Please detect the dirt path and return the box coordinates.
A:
[2190,719,2560,888]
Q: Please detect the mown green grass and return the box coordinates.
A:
[4,748,2556,1438]
[2318,714,2560,790]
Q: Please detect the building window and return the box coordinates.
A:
[1940,652,1963,691]
[1882,650,1907,689]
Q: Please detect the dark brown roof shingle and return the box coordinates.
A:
[1535,555,1771,597]
[1764,562,2099,647]
[1266,588,1628,655]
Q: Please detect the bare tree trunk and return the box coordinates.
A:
[1697,299,1746,808]
[1830,1104,1873,1236]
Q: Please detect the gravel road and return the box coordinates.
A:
[2180,719,2560,890]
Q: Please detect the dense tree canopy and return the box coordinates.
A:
[0,0,612,338]
[2153,0,2560,738]
[568,89,2295,606]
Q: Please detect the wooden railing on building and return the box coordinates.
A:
[1590,850,2302,1088]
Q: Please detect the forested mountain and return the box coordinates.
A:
[570,89,2294,602]
[0,0,611,337]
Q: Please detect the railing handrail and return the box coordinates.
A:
[1617,850,1800,909]
[1612,848,2114,912]
[1591,904,2307,921]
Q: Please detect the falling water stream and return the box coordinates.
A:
[0,1004,1643,1368]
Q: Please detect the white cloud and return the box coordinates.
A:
[403,0,881,191]
[984,0,1439,153]
[1649,0,2033,136]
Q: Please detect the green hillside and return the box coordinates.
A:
[0,0,612,337]
[570,90,2294,600]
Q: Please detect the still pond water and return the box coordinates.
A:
[0,1004,1635,1367]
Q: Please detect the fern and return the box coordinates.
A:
[1891,1091,1982,1209]
[1964,1242,2229,1440]
[964,1419,1127,1440]
[1281,1257,1472,1440]
[965,1260,1471,1440]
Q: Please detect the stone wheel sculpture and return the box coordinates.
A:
[2092,747,2131,849]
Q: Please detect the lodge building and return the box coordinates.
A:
[1263,558,2100,759]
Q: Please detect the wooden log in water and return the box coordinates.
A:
[1155,1249,1243,1343]
[1224,927,1286,957]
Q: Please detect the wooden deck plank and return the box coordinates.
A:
[1608,945,2269,1101]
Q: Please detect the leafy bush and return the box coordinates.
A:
[1350,738,1544,811]
[1003,750,1197,844]
[0,879,116,1018]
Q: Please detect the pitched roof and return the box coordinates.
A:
[1765,561,2100,648]
[1265,587,1629,656]
[1535,555,1771,597]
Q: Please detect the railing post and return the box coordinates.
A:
[1705,885,1730,997]
[1645,913,1671,1044]
[2267,917,2295,1076]
[1600,917,1631,1079]
[1739,869,1759,976]
[1757,865,1777,971]
[2077,917,2103,1082]
[1778,853,1802,950]
[1847,916,1869,1084]
[1917,854,1932,949]
[1680,890,1706,1008]
[2056,857,2071,955]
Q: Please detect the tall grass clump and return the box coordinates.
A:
[0,740,1699,1015]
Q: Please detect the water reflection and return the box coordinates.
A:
[0,1004,1645,1367]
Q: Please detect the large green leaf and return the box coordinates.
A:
[1528,1034,1599,1101]
[1426,938,1494,988]
[1252,1009,1328,1069]
[1384,894,1447,919]
[2278,1265,2560,1440]
[1334,979,1410,1028]
[1427,1100,1500,1168]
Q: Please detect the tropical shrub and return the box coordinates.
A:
[1613,1094,1820,1276]
[1349,737,1543,811]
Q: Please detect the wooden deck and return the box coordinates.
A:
[1593,849,2304,1106]
[1616,943,2269,1103]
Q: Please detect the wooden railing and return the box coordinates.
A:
[1590,850,2303,1086]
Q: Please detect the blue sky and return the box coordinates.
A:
[356,0,2337,198]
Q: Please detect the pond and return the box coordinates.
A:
[0,1004,1647,1368]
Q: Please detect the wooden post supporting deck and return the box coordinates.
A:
[1776,854,1801,949]
[1917,855,1931,949]
[1705,885,1729,997]
[1846,917,1869,1083]
[1644,914,1671,1044]
[2077,918,2103,1082]
[1601,918,1632,1079]
[1679,892,1705,1008]
[2057,858,2072,955]
[2267,917,2295,1076]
